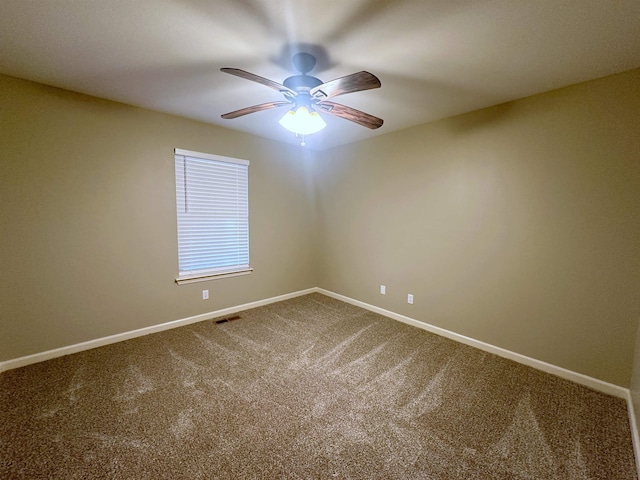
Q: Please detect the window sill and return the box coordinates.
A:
[175,268,253,285]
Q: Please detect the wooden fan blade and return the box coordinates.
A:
[310,71,381,101]
[221,101,291,119]
[221,68,296,97]
[316,101,383,129]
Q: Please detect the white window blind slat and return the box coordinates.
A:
[174,150,251,283]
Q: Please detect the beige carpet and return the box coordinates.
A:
[1,293,636,479]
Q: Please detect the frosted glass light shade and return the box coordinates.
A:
[279,106,326,135]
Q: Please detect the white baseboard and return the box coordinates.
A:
[0,287,316,374]
[2,286,629,398]
[317,288,629,399]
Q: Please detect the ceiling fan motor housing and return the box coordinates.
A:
[283,74,323,92]
[283,75,323,109]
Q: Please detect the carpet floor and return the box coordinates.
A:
[1,293,637,479]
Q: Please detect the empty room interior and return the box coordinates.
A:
[1,1,640,478]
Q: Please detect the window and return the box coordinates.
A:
[174,148,251,284]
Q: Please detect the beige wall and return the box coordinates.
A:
[2,69,639,389]
[0,74,318,362]
[313,69,640,387]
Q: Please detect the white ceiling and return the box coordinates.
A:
[1,0,639,150]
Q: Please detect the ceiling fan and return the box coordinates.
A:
[220,53,383,144]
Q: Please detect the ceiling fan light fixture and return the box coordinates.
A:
[278,106,326,136]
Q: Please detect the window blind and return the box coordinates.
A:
[174,148,251,283]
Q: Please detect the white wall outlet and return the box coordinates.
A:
[202,289,209,300]
[407,294,414,304]
[380,285,386,295]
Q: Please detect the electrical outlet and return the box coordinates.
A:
[380,285,386,295]
[407,294,414,304]
[202,290,209,300]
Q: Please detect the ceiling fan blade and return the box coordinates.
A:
[221,101,291,119]
[221,68,296,98]
[316,101,383,129]
[310,71,381,101]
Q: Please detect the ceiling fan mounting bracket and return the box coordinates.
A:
[291,52,316,75]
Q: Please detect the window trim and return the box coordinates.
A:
[175,268,253,285]
[174,148,252,284]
